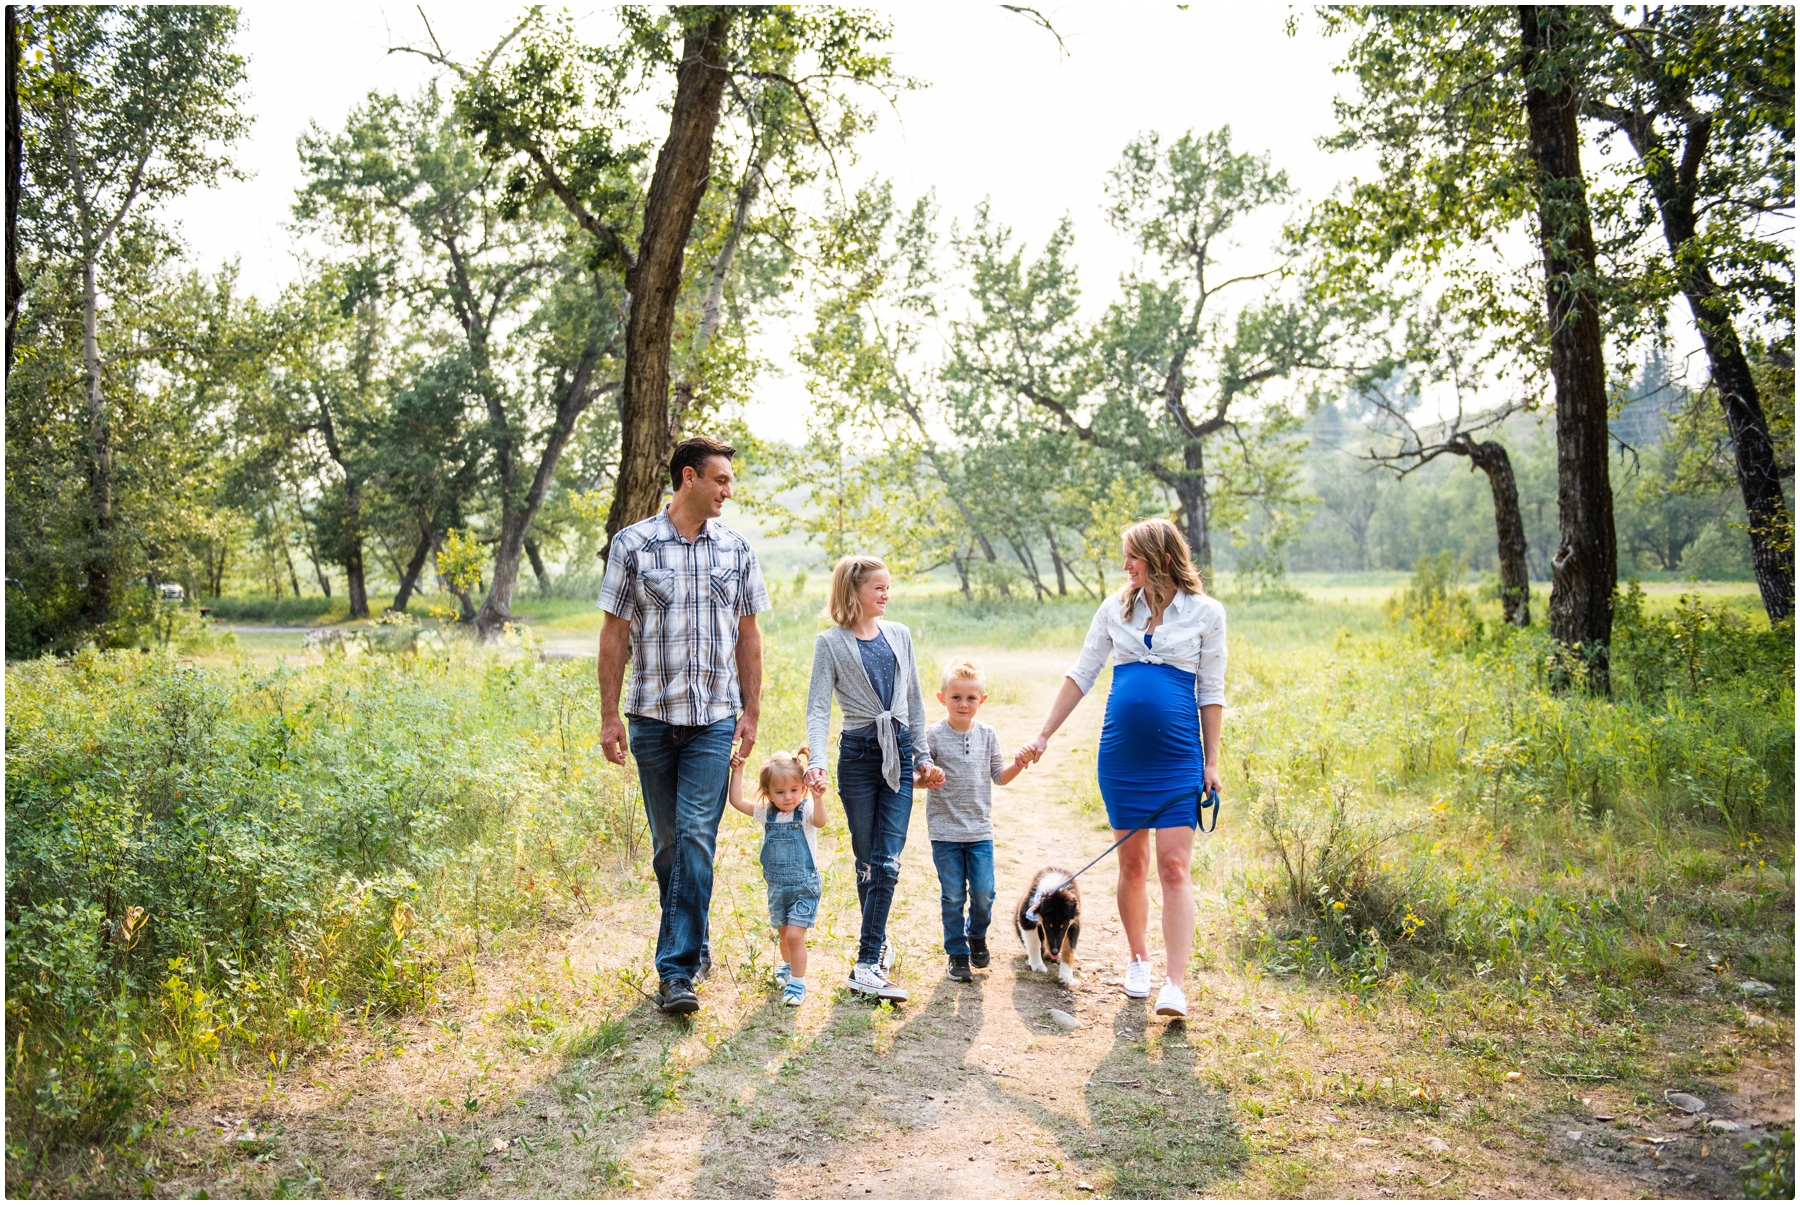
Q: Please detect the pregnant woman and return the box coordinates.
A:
[1018,518,1225,1019]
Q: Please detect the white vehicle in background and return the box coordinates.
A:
[158,583,185,601]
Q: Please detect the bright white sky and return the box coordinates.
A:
[160,3,1699,435]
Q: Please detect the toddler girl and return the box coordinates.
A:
[729,746,827,1007]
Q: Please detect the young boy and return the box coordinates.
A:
[918,658,1030,982]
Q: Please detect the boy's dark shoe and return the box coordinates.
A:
[968,938,990,969]
[695,949,712,984]
[656,978,700,1014]
[947,955,973,983]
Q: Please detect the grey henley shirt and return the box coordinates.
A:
[920,718,1004,843]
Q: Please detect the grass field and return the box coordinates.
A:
[6,574,1793,1198]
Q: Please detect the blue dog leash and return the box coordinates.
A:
[1025,786,1221,922]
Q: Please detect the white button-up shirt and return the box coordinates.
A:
[1067,589,1227,708]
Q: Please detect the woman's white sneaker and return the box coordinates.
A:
[1123,956,1154,999]
[1154,980,1188,1018]
[848,961,909,1002]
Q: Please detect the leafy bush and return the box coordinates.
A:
[1741,1129,1795,1200]
[1384,551,1487,651]
[5,644,640,1146]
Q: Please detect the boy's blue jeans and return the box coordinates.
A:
[930,839,996,957]
[628,714,735,983]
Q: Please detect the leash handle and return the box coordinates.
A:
[1197,785,1221,834]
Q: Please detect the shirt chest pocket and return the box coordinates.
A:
[708,566,739,610]
[637,567,676,610]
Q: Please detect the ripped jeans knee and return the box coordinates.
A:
[858,855,902,887]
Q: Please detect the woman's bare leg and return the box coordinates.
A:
[1114,828,1152,961]
[1154,826,1197,990]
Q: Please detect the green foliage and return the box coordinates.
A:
[1228,587,1792,989]
[5,646,640,1146]
[1741,1128,1796,1200]
[1384,551,1487,652]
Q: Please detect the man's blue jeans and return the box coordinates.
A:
[628,715,735,983]
[930,839,995,957]
[837,726,913,965]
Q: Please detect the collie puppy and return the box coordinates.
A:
[1016,868,1081,987]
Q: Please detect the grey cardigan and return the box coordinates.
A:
[805,620,935,790]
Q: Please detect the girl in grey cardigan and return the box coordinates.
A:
[804,555,942,1002]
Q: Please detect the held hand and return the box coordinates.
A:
[601,715,628,766]
[804,766,828,795]
[730,751,747,769]
[1017,736,1048,767]
[916,766,946,789]
[1203,762,1223,796]
[733,713,758,765]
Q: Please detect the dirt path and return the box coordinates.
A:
[135,645,1791,1200]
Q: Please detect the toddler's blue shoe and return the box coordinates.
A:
[775,962,791,987]
[782,979,806,1008]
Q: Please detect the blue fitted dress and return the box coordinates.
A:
[1097,632,1205,829]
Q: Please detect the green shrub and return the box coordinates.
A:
[4,645,641,1146]
[1741,1129,1795,1200]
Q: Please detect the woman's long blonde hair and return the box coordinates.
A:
[825,554,887,628]
[1118,517,1205,616]
[757,745,811,802]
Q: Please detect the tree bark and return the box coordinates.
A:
[1176,440,1213,579]
[1598,111,1793,620]
[524,537,549,594]
[80,255,112,625]
[313,393,368,618]
[475,345,600,635]
[604,11,734,546]
[1043,523,1069,596]
[390,521,433,613]
[1454,435,1531,626]
[1520,5,1615,691]
[669,139,767,439]
[6,4,19,378]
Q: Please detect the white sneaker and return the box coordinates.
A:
[878,938,895,974]
[1155,980,1188,1018]
[848,961,909,1002]
[1123,956,1154,999]
[775,962,791,987]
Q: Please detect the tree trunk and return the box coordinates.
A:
[303,528,332,598]
[951,549,972,600]
[1176,439,1213,581]
[604,11,734,546]
[1520,4,1615,692]
[81,256,112,626]
[6,5,19,378]
[475,347,601,635]
[1043,523,1069,596]
[390,522,433,613]
[341,477,369,619]
[524,537,550,595]
[281,538,302,599]
[1591,35,1794,621]
[1457,435,1531,626]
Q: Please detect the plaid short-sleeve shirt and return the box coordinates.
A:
[598,511,771,727]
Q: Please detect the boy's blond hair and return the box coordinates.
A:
[756,745,810,802]
[825,554,888,628]
[941,657,985,691]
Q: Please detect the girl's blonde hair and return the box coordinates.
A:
[826,554,888,628]
[1119,517,1205,616]
[756,745,811,802]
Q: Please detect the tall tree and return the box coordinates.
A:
[15,5,248,626]
[951,128,1335,583]
[1311,6,1618,688]
[437,5,907,570]
[6,4,20,377]
[1584,5,1794,621]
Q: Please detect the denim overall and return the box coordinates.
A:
[761,807,822,928]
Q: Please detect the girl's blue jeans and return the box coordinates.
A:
[836,726,913,965]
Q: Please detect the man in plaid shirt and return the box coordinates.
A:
[598,436,771,1015]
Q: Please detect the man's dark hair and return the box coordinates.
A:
[669,435,736,490]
